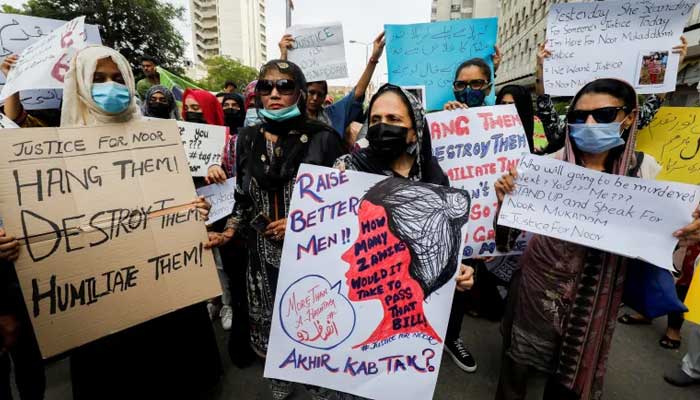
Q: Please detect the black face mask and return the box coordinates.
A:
[148,102,171,119]
[366,123,410,158]
[185,111,207,124]
[223,108,245,129]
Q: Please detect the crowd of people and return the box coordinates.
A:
[0,24,698,400]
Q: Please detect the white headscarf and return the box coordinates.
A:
[60,45,140,127]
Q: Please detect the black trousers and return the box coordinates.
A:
[668,284,690,331]
[494,353,580,400]
[0,308,45,400]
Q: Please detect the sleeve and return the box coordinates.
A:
[637,95,664,130]
[11,112,48,128]
[324,87,365,137]
[136,80,149,100]
[535,94,566,152]
[224,131,254,232]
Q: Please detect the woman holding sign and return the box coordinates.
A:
[211,59,344,399]
[493,78,700,400]
[58,45,222,400]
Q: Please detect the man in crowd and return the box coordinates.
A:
[136,55,161,99]
[223,80,237,93]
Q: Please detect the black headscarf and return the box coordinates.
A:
[497,85,535,153]
[222,92,245,132]
[141,85,179,119]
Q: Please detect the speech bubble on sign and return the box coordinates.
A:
[279,274,356,350]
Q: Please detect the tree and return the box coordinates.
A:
[6,0,187,73]
[196,55,258,92]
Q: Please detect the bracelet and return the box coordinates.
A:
[369,57,379,64]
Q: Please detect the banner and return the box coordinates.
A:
[0,16,87,101]
[177,121,227,177]
[636,107,700,185]
[0,13,101,110]
[428,105,529,257]
[544,0,698,96]
[498,154,700,270]
[0,120,221,357]
[386,18,498,111]
[196,178,236,224]
[264,164,470,400]
[286,22,348,82]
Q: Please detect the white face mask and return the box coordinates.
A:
[244,108,262,127]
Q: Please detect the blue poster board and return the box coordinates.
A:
[385,18,498,111]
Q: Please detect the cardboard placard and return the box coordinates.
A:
[196,178,236,224]
[286,22,348,82]
[177,120,227,177]
[0,119,221,357]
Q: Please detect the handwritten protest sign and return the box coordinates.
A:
[196,178,235,224]
[0,119,221,357]
[0,13,101,110]
[498,154,700,271]
[0,112,18,128]
[177,121,227,177]
[265,164,470,400]
[636,107,700,185]
[544,0,698,96]
[0,16,88,102]
[428,105,529,257]
[386,18,498,111]
[286,22,348,82]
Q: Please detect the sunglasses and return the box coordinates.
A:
[256,79,296,96]
[567,107,629,124]
[453,79,490,91]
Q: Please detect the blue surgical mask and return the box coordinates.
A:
[91,82,131,113]
[244,108,262,127]
[454,87,487,107]
[259,104,301,122]
[568,122,625,154]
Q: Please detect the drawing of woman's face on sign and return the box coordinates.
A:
[341,178,470,349]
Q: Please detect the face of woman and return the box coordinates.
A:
[184,96,201,113]
[573,93,634,129]
[457,65,489,83]
[259,69,297,110]
[369,91,417,145]
[499,93,515,105]
[222,99,241,111]
[150,92,167,104]
[342,201,413,303]
[93,58,125,84]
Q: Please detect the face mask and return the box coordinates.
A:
[244,108,262,127]
[568,122,625,154]
[366,123,410,158]
[91,82,131,114]
[148,102,170,119]
[259,104,301,122]
[454,87,487,108]
[185,111,207,124]
[224,108,245,128]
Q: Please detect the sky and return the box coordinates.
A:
[1,0,431,85]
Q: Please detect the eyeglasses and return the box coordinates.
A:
[256,79,296,96]
[453,79,490,91]
[567,107,629,124]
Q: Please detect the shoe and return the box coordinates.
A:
[664,367,700,387]
[445,337,477,372]
[207,302,220,322]
[220,305,233,331]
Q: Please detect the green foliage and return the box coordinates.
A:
[195,55,258,92]
[4,0,187,74]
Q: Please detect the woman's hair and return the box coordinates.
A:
[367,84,416,130]
[254,59,308,115]
[182,89,225,125]
[362,178,470,298]
[454,58,492,82]
[497,85,535,152]
[567,79,638,171]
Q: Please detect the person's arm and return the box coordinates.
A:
[278,34,294,61]
[492,45,502,74]
[352,32,386,101]
[651,36,687,102]
[535,94,566,152]
[535,41,550,97]
[1,55,23,121]
[637,95,663,130]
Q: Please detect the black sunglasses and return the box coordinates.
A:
[568,107,629,124]
[256,79,296,96]
[453,79,490,91]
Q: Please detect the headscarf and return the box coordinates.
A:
[336,84,444,184]
[181,89,224,126]
[497,85,535,153]
[254,60,309,136]
[141,85,179,119]
[60,45,139,127]
[244,80,257,110]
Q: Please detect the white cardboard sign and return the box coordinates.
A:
[177,121,227,177]
[286,22,348,82]
[196,178,236,224]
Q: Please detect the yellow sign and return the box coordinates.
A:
[635,107,700,185]
[686,259,700,325]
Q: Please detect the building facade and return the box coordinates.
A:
[430,0,499,21]
[190,0,267,71]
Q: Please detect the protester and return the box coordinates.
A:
[136,54,160,100]
[58,45,221,400]
[493,78,700,400]
[279,32,385,136]
[224,80,237,93]
[243,80,262,127]
[497,85,536,154]
[207,59,344,399]
[182,88,224,126]
[534,37,688,153]
[665,325,700,387]
[141,84,180,119]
